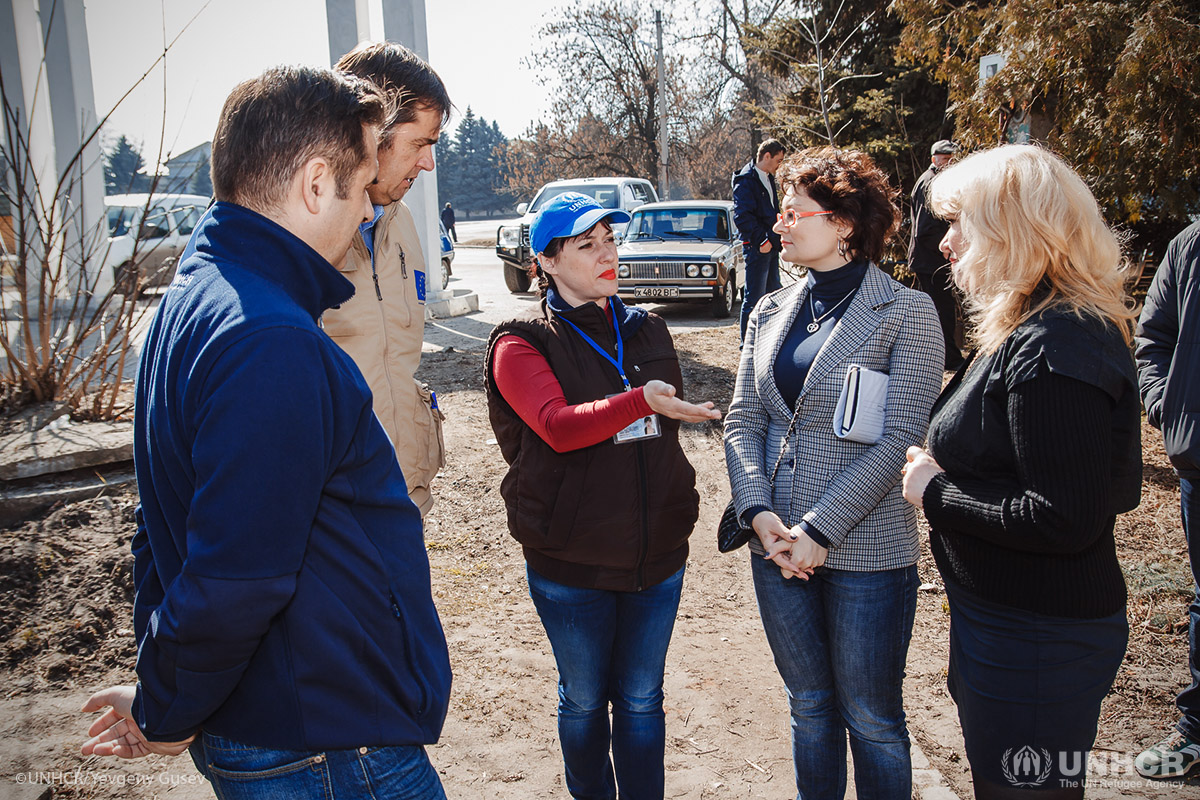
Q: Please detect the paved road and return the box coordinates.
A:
[423,231,740,353]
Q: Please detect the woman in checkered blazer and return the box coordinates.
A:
[724,147,944,799]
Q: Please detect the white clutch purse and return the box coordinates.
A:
[833,364,888,444]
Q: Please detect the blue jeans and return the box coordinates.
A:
[198,733,446,800]
[740,247,782,340]
[527,564,685,800]
[1177,477,1200,741]
[751,558,918,800]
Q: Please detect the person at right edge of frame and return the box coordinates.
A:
[733,138,785,342]
[903,145,1143,800]
[908,139,965,370]
[1133,217,1200,780]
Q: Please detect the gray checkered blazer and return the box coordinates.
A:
[724,265,944,571]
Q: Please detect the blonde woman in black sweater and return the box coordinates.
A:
[902,145,1142,800]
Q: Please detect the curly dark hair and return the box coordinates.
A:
[775,147,900,263]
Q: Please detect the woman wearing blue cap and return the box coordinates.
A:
[486,192,721,799]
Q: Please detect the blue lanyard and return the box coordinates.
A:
[561,308,630,391]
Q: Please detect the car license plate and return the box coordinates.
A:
[633,287,679,298]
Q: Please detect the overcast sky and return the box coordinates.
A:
[84,0,566,160]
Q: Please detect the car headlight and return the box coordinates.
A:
[498,226,521,248]
[700,264,716,278]
[617,264,630,278]
[686,264,700,277]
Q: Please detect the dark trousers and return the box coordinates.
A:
[740,247,782,340]
[914,265,963,368]
[1178,478,1200,741]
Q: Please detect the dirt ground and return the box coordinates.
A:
[3,323,1200,799]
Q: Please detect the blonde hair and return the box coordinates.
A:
[928,145,1137,354]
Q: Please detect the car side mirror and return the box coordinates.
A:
[516,202,529,215]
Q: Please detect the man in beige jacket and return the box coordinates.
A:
[325,42,452,516]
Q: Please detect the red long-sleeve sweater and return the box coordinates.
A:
[491,334,654,453]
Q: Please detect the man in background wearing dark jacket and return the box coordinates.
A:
[733,139,785,341]
[80,66,452,799]
[1135,219,1200,780]
[908,139,963,369]
[441,201,456,242]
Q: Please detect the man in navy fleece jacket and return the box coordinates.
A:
[81,66,452,799]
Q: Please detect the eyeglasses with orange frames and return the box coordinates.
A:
[777,209,834,226]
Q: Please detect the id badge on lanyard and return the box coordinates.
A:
[562,311,661,445]
[608,399,662,443]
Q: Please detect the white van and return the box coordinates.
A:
[103,193,210,294]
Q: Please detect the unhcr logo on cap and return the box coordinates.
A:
[529,191,631,254]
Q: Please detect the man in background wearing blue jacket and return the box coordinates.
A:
[80,65,452,799]
[732,138,785,341]
[1135,219,1200,780]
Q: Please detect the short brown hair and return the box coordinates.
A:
[776,147,899,263]
[211,66,386,212]
[336,42,451,147]
[756,139,784,161]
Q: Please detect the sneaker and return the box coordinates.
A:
[1135,731,1200,779]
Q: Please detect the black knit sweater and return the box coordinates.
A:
[923,308,1142,619]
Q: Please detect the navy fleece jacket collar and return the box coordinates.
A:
[182,201,355,320]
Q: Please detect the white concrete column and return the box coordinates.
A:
[4,0,56,224]
[325,0,446,302]
[326,0,372,66]
[380,0,445,301]
[42,0,108,296]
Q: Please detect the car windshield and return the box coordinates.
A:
[530,184,622,212]
[106,206,139,237]
[625,209,728,241]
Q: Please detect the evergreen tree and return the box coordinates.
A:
[437,108,510,216]
[103,135,148,195]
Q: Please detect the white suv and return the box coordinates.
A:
[496,177,658,293]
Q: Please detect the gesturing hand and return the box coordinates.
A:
[643,380,722,423]
[81,685,195,759]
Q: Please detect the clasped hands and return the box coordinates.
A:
[752,510,826,580]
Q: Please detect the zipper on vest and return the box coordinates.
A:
[371,262,383,301]
[635,440,650,591]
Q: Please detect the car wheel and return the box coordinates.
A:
[441,258,452,290]
[504,262,532,293]
[713,271,737,318]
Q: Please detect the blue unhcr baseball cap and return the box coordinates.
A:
[529,192,632,254]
